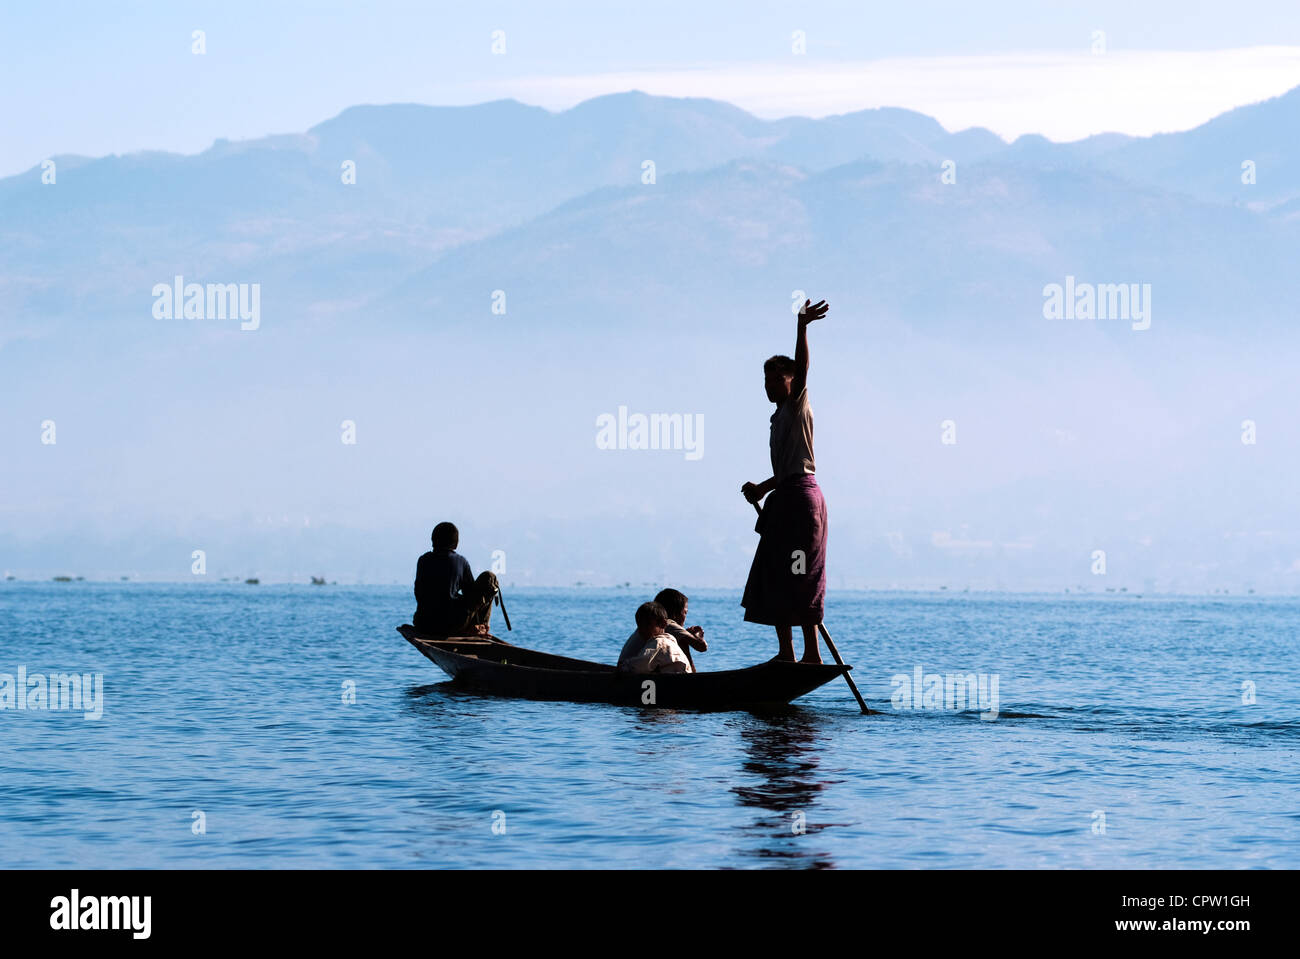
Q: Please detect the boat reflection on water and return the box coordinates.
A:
[731,708,838,868]
[400,676,845,867]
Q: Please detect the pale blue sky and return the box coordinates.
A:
[3,1,1300,175]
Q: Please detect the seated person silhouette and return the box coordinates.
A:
[412,522,498,636]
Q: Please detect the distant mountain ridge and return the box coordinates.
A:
[3,86,1297,334]
[8,84,1299,213]
[4,88,1299,588]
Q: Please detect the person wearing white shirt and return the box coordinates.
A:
[617,602,694,674]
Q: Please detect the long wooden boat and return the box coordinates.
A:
[397,624,851,710]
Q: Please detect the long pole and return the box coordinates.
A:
[817,622,869,714]
[752,499,869,714]
[495,586,512,631]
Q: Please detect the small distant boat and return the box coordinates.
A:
[397,625,850,711]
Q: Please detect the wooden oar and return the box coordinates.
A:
[817,622,869,714]
[495,586,512,631]
[751,498,870,714]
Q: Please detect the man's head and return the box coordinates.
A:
[653,588,688,624]
[635,601,669,637]
[764,355,795,403]
[431,522,459,550]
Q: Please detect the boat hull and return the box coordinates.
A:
[397,625,849,710]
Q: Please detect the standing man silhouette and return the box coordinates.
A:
[741,299,830,662]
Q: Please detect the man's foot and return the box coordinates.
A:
[799,654,824,664]
[473,623,490,636]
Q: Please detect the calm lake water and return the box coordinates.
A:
[1,583,1296,868]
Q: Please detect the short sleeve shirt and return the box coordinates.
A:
[770,386,815,482]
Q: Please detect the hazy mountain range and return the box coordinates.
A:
[3,88,1298,592]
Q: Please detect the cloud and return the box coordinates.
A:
[491,46,1300,141]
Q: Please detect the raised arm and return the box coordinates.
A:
[790,293,821,395]
[792,298,828,398]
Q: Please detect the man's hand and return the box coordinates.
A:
[798,298,829,325]
[687,625,707,652]
[741,482,761,504]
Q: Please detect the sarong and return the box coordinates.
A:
[741,474,827,627]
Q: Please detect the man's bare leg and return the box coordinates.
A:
[775,624,796,662]
[800,623,822,664]
[458,572,499,636]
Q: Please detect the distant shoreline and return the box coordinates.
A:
[2,579,1294,599]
